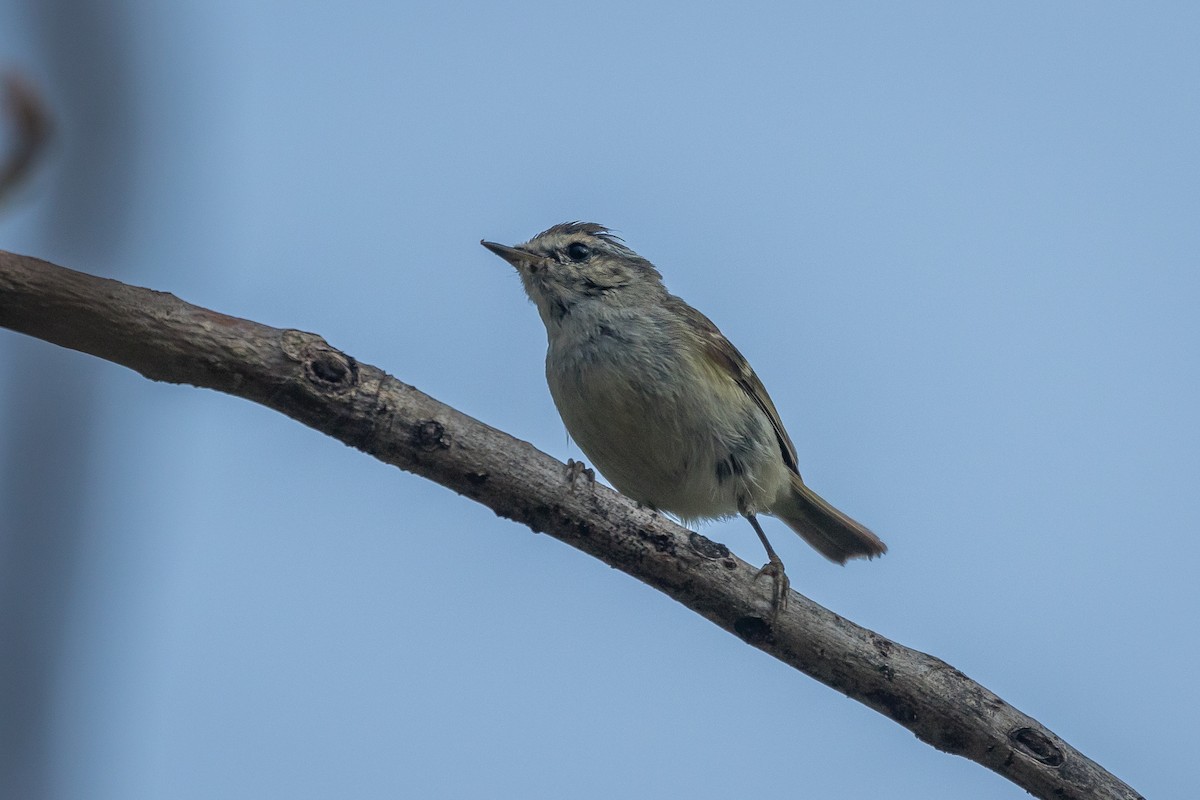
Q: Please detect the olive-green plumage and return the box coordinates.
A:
[483,223,885,606]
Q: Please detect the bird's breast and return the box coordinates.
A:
[543,318,786,520]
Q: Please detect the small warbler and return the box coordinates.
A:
[482,222,885,609]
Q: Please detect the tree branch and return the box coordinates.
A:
[0,249,1142,800]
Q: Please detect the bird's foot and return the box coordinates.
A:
[565,458,595,489]
[753,557,790,619]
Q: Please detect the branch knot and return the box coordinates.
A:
[280,329,358,392]
[1009,727,1065,767]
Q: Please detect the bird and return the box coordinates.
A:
[482,222,885,610]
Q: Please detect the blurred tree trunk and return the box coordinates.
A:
[0,2,136,797]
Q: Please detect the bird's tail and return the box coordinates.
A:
[772,472,887,564]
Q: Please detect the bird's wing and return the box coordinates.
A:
[667,296,801,476]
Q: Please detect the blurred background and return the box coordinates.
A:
[1,2,1196,798]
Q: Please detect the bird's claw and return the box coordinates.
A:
[565,458,595,488]
[754,558,790,618]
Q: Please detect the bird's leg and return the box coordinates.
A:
[744,512,790,616]
[565,458,595,488]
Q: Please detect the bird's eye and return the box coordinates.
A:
[566,242,591,262]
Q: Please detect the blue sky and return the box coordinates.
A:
[1,2,1197,797]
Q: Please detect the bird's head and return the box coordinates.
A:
[482,222,663,326]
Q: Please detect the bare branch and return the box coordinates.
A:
[0,249,1143,800]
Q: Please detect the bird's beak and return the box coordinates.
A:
[481,239,535,268]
